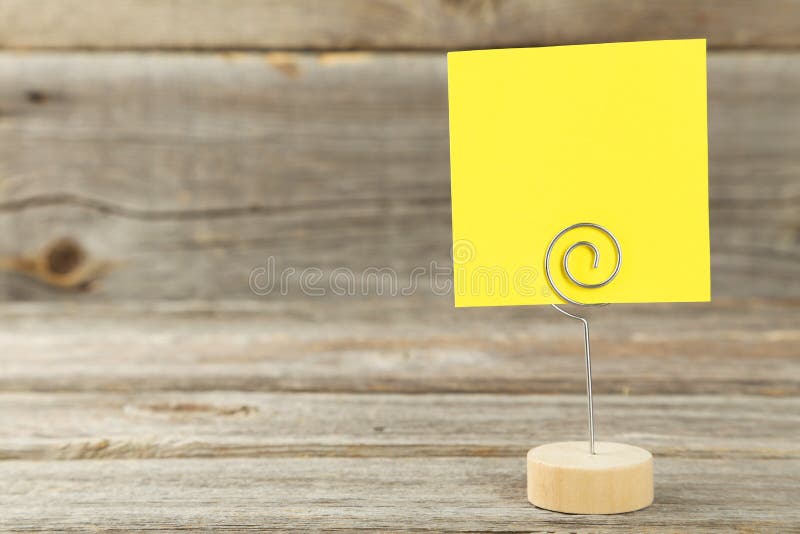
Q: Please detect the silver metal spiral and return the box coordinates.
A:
[543,222,622,455]
[544,222,622,307]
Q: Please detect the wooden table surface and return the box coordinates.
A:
[0,2,798,532]
[0,297,797,532]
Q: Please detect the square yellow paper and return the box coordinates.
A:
[448,39,709,307]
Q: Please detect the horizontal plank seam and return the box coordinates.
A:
[1,447,795,462]
[0,390,800,399]
[0,193,450,221]
[0,296,790,312]
[2,45,800,53]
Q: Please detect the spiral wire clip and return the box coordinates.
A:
[545,223,622,455]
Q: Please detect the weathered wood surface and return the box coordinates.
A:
[1,0,799,50]
[1,457,798,532]
[0,299,796,531]
[0,2,797,529]
[0,298,797,395]
[0,392,796,461]
[0,52,797,300]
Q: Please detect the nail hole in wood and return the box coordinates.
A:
[26,90,47,104]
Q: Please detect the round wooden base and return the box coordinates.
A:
[527,441,653,514]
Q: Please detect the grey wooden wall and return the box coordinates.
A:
[0,0,797,300]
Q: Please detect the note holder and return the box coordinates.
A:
[527,222,654,514]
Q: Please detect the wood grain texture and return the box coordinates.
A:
[1,457,798,531]
[0,298,796,395]
[0,51,797,300]
[0,392,796,461]
[0,299,796,530]
[1,0,799,50]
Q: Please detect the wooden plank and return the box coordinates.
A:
[0,456,797,531]
[1,0,800,50]
[0,392,796,461]
[0,299,794,530]
[0,298,796,395]
[0,52,798,300]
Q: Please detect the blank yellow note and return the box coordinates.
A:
[448,39,709,307]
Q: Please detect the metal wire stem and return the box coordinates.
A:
[545,223,622,456]
[551,303,595,454]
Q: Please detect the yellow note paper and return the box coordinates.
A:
[448,39,709,307]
